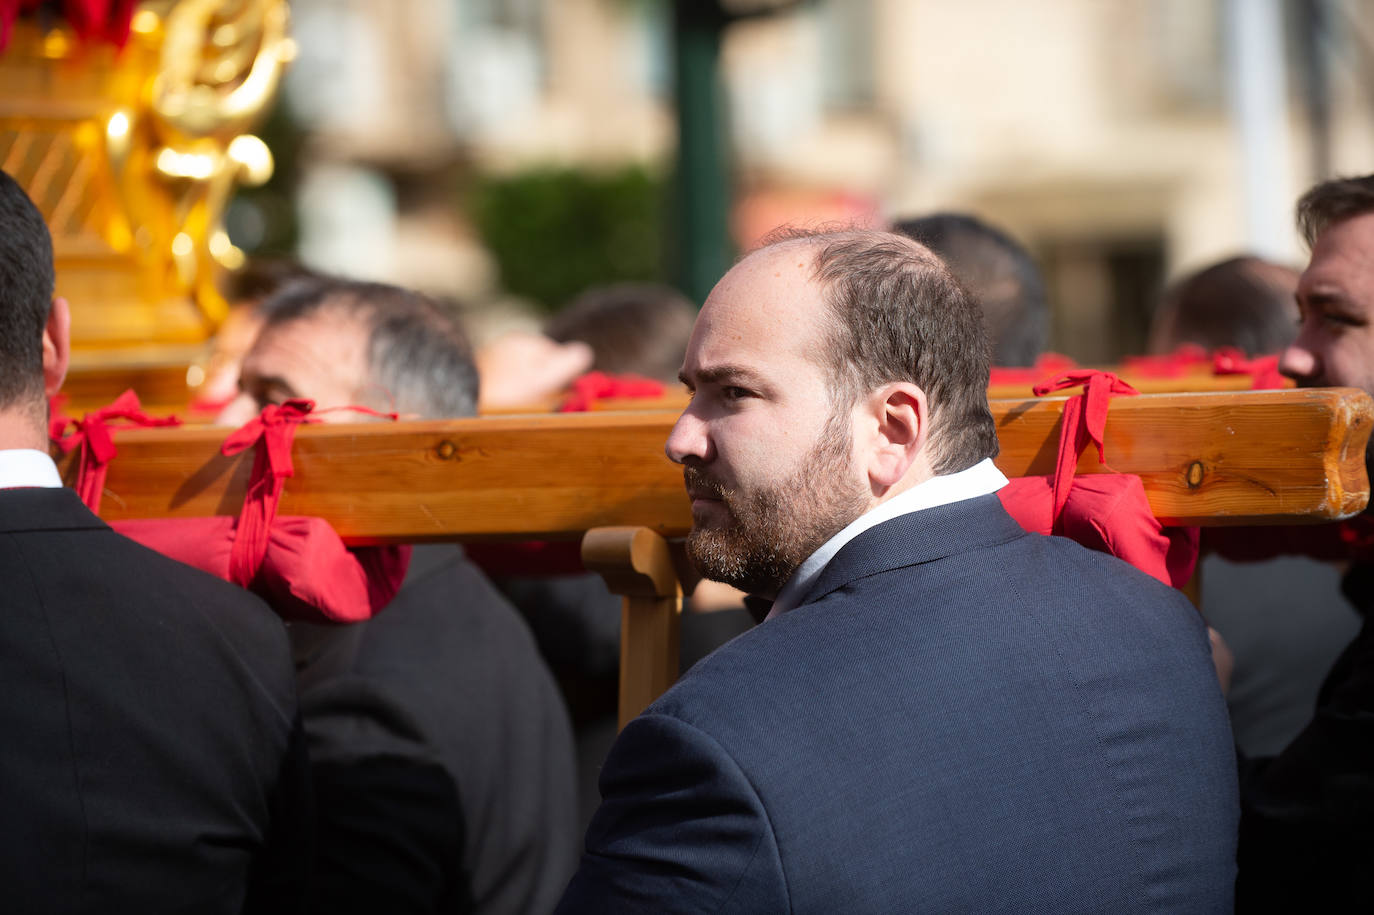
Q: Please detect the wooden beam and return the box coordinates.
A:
[585,372,1290,415]
[57,388,1374,538]
[582,527,683,727]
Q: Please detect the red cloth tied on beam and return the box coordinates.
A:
[55,394,409,622]
[50,388,182,513]
[219,399,317,588]
[1031,370,1140,530]
[1211,347,1286,390]
[994,369,1199,588]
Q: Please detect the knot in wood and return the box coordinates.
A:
[436,440,457,460]
[1187,460,1204,488]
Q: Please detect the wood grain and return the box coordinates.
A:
[57,387,1373,540]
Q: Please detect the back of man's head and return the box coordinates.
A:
[892,212,1048,367]
[1297,174,1374,247]
[1149,256,1299,357]
[769,227,999,474]
[544,282,697,384]
[258,278,480,418]
[0,169,55,413]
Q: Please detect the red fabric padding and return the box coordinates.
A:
[1009,369,1199,587]
[220,399,316,588]
[558,371,666,412]
[113,516,411,623]
[1120,344,1210,378]
[999,475,1199,588]
[1211,347,1286,390]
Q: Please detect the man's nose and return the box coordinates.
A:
[665,409,712,465]
[1278,337,1320,385]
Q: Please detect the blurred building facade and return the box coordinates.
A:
[266,0,1374,360]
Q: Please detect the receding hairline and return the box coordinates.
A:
[743,228,945,278]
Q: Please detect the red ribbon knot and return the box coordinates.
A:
[1031,370,1139,532]
[50,389,182,513]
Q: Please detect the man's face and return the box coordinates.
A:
[665,243,871,598]
[1281,212,1374,395]
[217,310,372,427]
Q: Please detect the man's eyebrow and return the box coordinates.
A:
[1303,287,1348,309]
[240,371,301,398]
[683,364,767,387]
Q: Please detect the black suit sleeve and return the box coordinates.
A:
[1236,614,1374,910]
[556,713,787,914]
[300,675,470,914]
[243,714,315,915]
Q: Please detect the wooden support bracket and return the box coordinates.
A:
[582,526,684,729]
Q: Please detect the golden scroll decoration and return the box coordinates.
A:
[0,0,293,356]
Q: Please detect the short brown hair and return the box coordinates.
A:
[1297,174,1374,248]
[765,228,999,474]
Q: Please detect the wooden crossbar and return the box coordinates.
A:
[60,388,1373,726]
[583,371,1290,415]
[62,388,1373,535]
[57,361,1284,422]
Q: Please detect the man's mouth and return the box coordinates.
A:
[683,467,730,508]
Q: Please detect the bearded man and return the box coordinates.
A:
[556,229,1239,913]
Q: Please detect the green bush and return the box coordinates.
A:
[468,165,668,312]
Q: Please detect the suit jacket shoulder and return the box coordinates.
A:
[566,496,1238,913]
[0,488,306,914]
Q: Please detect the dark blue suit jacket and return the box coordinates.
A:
[559,495,1239,913]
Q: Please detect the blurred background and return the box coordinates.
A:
[145,0,1374,361]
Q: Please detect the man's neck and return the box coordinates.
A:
[0,408,49,453]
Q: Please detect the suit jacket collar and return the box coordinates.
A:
[799,494,1025,608]
[0,486,106,534]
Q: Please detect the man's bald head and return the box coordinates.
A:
[755,228,998,474]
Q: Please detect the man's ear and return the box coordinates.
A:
[42,297,71,399]
[865,382,928,490]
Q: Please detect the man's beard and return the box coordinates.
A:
[683,413,870,597]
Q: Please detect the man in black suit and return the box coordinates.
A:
[220,277,579,914]
[0,177,310,909]
[558,228,1239,912]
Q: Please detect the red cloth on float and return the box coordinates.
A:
[997,370,1199,588]
[998,475,1199,589]
[1211,347,1286,390]
[56,394,410,624]
[1120,344,1210,378]
[558,371,666,412]
[113,515,410,623]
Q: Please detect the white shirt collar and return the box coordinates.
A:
[766,457,1007,620]
[0,449,63,489]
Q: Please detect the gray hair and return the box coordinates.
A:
[256,278,480,418]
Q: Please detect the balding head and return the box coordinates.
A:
[757,228,998,474]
